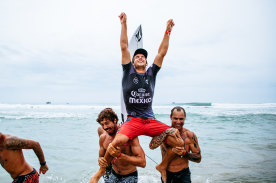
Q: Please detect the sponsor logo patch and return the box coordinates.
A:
[133,77,139,84]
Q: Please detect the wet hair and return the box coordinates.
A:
[170,106,186,118]
[96,108,118,124]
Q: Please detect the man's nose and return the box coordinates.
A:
[176,119,182,123]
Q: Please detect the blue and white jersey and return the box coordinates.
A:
[122,62,160,118]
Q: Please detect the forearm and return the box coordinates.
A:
[158,33,170,57]
[120,23,128,50]
[183,151,201,163]
[149,128,176,149]
[32,141,46,164]
[120,153,146,168]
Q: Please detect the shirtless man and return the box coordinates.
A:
[0,133,49,183]
[160,107,201,183]
[90,108,146,183]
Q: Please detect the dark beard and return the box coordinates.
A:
[107,124,117,136]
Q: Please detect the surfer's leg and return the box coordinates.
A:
[89,134,130,183]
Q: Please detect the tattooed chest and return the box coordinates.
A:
[181,134,187,141]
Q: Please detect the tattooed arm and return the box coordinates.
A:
[186,132,201,163]
[173,131,201,163]
[149,128,177,149]
[5,136,49,174]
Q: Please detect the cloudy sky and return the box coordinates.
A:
[0,0,275,104]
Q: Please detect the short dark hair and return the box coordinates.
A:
[96,108,118,124]
[170,106,186,118]
[133,48,148,58]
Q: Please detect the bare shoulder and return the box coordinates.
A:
[129,138,141,148]
[99,133,108,143]
[0,133,9,145]
[4,135,33,150]
[97,126,105,137]
[183,128,195,138]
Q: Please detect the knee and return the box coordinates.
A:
[111,139,122,148]
[111,135,129,147]
[167,130,184,147]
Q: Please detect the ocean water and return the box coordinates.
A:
[0,103,276,183]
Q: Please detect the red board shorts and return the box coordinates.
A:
[118,116,170,140]
[12,169,39,183]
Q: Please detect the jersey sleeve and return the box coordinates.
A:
[122,62,132,72]
[151,64,161,76]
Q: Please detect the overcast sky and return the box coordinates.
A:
[0,0,275,104]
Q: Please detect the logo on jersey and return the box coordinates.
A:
[145,79,149,84]
[129,89,152,104]
[138,88,146,93]
[133,77,139,84]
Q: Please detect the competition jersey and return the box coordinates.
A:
[122,62,160,118]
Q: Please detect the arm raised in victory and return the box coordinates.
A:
[119,12,131,65]
[153,19,175,67]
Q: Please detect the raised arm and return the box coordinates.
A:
[153,19,175,67]
[5,136,49,173]
[119,138,146,168]
[119,12,131,65]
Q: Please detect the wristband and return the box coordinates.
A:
[112,153,122,163]
[165,30,171,35]
[180,151,186,158]
[117,152,122,158]
[40,161,46,166]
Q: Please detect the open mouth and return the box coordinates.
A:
[105,128,112,133]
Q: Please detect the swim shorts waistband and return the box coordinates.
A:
[111,168,138,178]
[12,169,39,183]
[167,167,190,175]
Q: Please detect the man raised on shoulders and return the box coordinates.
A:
[90,108,146,183]
[90,12,183,183]
[0,132,48,183]
[160,106,201,183]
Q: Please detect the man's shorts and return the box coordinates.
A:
[161,167,191,183]
[104,169,138,183]
[118,116,170,140]
[12,169,39,183]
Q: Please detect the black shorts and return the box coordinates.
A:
[12,169,39,183]
[161,167,191,183]
[104,168,138,183]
